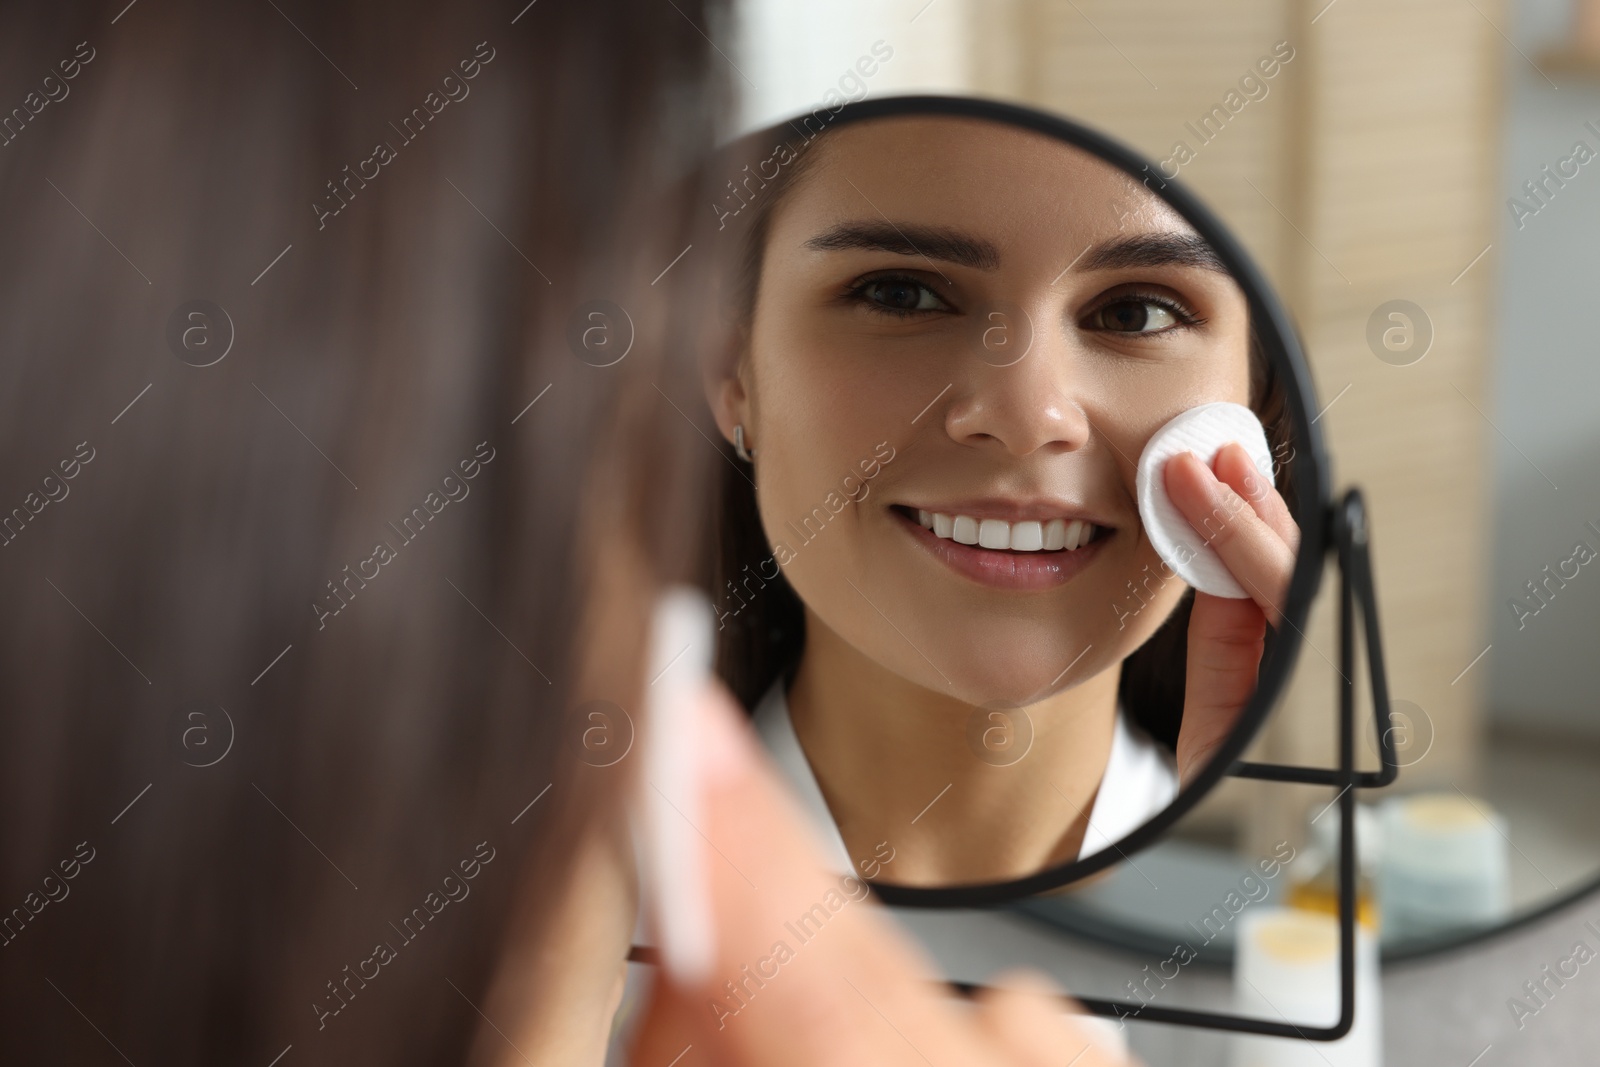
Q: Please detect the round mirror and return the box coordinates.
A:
[699,95,1328,905]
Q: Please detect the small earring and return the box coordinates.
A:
[733,424,757,463]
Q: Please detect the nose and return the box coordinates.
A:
[942,310,1090,456]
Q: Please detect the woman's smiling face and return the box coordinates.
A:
[717,115,1256,707]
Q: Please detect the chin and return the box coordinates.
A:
[922,637,1100,707]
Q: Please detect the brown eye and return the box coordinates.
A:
[1089,298,1180,333]
[855,277,948,314]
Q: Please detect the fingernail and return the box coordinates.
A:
[641,585,717,986]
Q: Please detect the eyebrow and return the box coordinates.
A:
[1074,232,1230,275]
[803,222,1231,278]
[803,221,1000,271]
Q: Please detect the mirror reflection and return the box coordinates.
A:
[705,109,1303,888]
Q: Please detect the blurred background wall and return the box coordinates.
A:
[1487,0,1600,738]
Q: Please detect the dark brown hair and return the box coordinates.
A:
[0,1,725,1062]
[708,113,1295,751]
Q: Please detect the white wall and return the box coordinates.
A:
[730,0,973,133]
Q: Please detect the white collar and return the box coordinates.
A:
[750,681,1178,874]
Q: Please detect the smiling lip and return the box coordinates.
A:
[891,507,1110,590]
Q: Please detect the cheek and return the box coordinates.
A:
[1198,316,1258,408]
[1093,335,1256,485]
[747,317,926,513]
[1080,535,1191,664]
[746,384,882,615]
[751,387,872,531]
[754,296,961,432]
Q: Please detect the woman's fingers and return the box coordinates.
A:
[1212,442,1299,554]
[1164,443,1299,784]
[1175,592,1267,786]
[631,976,713,1066]
[629,680,1131,1066]
[1163,446,1297,625]
[971,970,1136,1067]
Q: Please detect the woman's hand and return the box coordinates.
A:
[628,678,1135,1066]
[1164,442,1301,786]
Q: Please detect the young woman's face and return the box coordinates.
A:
[721,116,1256,707]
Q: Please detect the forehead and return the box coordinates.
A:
[768,115,1198,258]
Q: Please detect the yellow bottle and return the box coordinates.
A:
[1283,802,1380,936]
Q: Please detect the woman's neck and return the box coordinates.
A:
[785,610,1123,886]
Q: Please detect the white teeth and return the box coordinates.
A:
[914,510,1100,552]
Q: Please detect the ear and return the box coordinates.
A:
[701,320,751,447]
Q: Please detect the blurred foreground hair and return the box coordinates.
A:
[0,1,726,1062]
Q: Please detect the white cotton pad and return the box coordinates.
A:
[1134,402,1274,599]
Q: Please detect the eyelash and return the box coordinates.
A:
[844,273,952,318]
[843,274,1206,333]
[1080,289,1205,334]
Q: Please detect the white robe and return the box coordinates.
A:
[750,680,1180,874]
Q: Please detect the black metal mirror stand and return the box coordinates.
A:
[1043,487,1398,1040]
